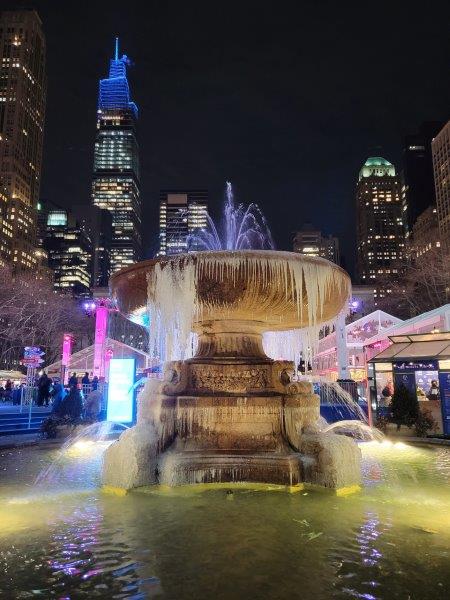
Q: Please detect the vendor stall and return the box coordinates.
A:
[369,332,450,435]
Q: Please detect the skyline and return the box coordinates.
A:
[14,0,450,275]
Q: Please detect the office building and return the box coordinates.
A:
[43,208,92,296]
[432,120,450,247]
[410,205,441,259]
[158,190,208,255]
[401,122,443,237]
[356,157,404,296]
[92,39,142,272]
[293,223,340,265]
[73,204,112,287]
[0,10,46,271]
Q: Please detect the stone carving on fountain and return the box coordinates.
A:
[102,250,362,492]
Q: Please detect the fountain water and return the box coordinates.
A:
[34,421,122,490]
[188,182,275,251]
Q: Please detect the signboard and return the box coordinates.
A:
[393,360,438,372]
[438,371,450,436]
[21,346,45,368]
[107,358,135,423]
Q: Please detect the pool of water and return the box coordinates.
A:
[1,441,450,599]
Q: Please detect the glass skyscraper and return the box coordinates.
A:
[158,190,208,255]
[92,39,142,274]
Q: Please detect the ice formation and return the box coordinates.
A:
[147,251,350,362]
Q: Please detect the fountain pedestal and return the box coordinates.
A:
[103,356,361,490]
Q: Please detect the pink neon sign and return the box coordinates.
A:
[93,305,109,379]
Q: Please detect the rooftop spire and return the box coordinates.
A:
[114,37,119,60]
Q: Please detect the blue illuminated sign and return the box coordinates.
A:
[438,371,450,436]
[107,358,135,423]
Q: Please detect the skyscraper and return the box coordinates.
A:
[431,120,450,248]
[293,223,340,265]
[356,157,404,296]
[92,38,141,273]
[43,207,92,297]
[158,190,208,255]
[72,204,113,288]
[401,121,443,237]
[0,10,46,271]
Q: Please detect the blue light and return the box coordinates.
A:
[107,358,135,423]
[98,38,138,117]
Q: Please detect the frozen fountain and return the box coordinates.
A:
[103,186,361,492]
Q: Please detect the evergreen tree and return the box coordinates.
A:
[390,383,419,430]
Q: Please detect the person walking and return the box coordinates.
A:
[68,372,78,387]
[37,372,51,407]
[60,385,83,421]
[91,375,99,391]
[4,379,12,403]
[51,382,66,416]
[81,372,90,385]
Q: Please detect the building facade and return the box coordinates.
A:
[0,10,46,272]
[432,120,450,248]
[410,205,441,259]
[293,223,340,264]
[91,39,142,273]
[356,157,404,297]
[73,205,112,288]
[401,122,443,238]
[43,208,92,297]
[158,190,208,255]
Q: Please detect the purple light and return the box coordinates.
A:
[351,300,359,308]
[83,302,89,309]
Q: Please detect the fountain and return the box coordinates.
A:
[103,184,361,493]
[188,181,275,251]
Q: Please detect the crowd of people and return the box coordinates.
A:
[0,371,103,422]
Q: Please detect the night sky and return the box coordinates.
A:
[15,0,450,275]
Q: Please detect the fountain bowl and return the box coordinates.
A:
[111,250,350,332]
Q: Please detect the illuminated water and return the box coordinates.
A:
[188,181,275,251]
[1,443,450,599]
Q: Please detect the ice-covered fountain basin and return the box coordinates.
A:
[110,250,350,331]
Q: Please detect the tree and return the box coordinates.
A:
[390,384,419,430]
[0,266,94,369]
[377,246,450,318]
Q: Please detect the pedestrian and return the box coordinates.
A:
[12,384,24,406]
[51,382,66,416]
[37,372,51,407]
[85,388,102,421]
[60,385,83,421]
[68,372,78,387]
[380,380,394,407]
[91,375,99,391]
[427,380,440,401]
[4,379,12,403]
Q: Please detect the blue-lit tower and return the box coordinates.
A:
[91,38,142,274]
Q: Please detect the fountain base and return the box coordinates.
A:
[102,362,361,492]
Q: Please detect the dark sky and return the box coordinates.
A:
[16,0,450,274]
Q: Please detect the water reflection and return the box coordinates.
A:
[1,445,450,599]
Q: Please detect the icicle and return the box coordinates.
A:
[147,251,350,364]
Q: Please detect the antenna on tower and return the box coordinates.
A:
[114,37,119,60]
